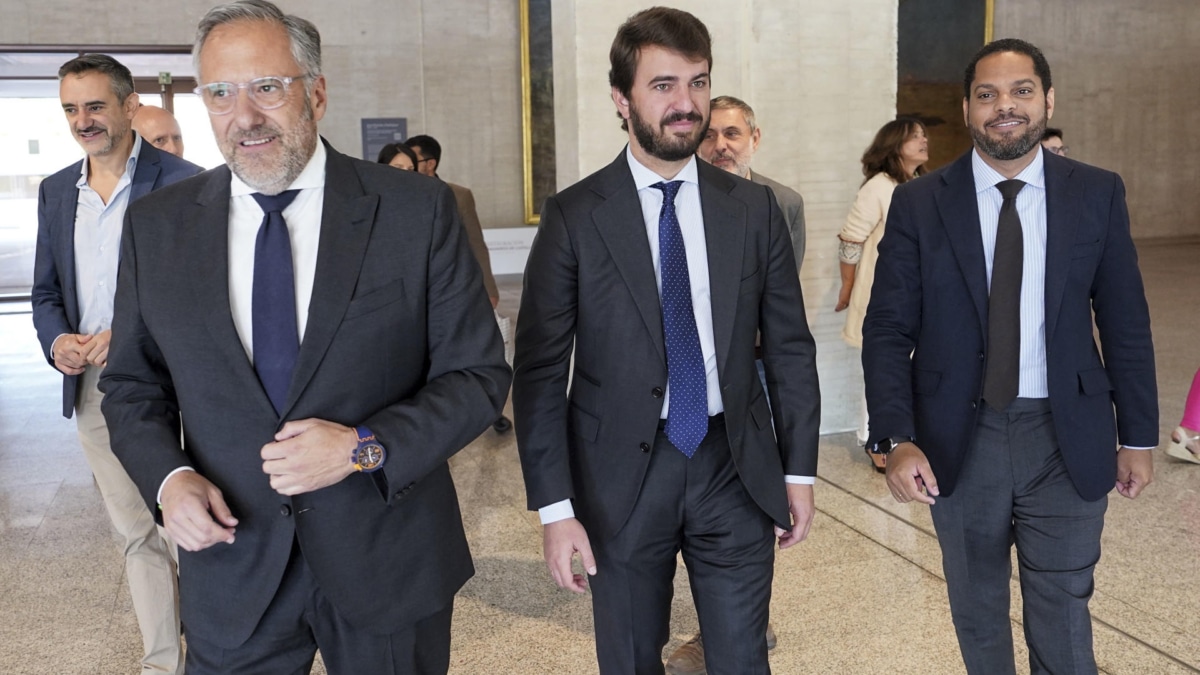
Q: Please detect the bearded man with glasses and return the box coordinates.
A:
[99,1,510,672]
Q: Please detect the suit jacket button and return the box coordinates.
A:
[640,442,650,453]
[971,401,978,410]
[280,504,292,517]
[978,351,985,361]
[651,387,664,398]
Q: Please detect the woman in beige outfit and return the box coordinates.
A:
[835,117,928,471]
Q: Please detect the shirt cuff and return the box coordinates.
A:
[785,475,816,485]
[1120,446,1154,450]
[538,499,575,525]
[157,466,196,505]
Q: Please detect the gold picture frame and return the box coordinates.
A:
[520,0,555,224]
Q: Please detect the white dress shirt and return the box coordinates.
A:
[158,142,327,502]
[228,142,327,359]
[538,149,813,526]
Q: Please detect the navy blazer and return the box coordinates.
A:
[99,141,510,647]
[862,150,1157,501]
[31,139,201,417]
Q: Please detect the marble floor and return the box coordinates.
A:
[0,239,1197,674]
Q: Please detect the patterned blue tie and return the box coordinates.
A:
[251,190,300,415]
[652,180,708,457]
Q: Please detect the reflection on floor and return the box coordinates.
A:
[0,240,1197,674]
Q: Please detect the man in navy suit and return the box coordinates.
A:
[31,54,201,675]
[863,39,1156,674]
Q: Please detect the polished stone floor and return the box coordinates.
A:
[0,240,1197,674]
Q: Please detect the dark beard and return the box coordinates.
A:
[630,105,707,162]
[970,109,1046,162]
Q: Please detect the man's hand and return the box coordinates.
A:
[885,443,940,505]
[52,334,92,375]
[160,470,238,551]
[543,518,596,593]
[82,329,112,366]
[776,483,814,549]
[1115,447,1153,499]
[261,418,359,496]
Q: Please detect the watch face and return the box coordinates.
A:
[358,443,383,469]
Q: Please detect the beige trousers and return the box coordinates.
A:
[76,366,182,674]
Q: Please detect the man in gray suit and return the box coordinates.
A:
[513,8,819,674]
[32,53,201,675]
[699,95,806,271]
[99,1,509,672]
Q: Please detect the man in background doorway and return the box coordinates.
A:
[32,53,201,675]
[132,104,185,158]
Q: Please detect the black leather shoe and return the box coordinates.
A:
[493,416,513,433]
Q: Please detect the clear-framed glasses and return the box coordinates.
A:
[1047,145,1069,156]
[193,75,307,115]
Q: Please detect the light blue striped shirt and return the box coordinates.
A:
[971,147,1049,399]
[73,135,143,336]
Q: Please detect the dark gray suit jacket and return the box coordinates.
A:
[863,150,1157,500]
[749,170,806,271]
[31,140,201,417]
[513,151,820,541]
[100,141,511,647]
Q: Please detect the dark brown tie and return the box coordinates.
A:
[982,179,1025,411]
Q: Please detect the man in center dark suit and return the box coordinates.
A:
[863,38,1156,673]
[99,1,510,672]
[513,7,820,674]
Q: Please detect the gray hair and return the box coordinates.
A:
[193,0,322,82]
[710,95,757,133]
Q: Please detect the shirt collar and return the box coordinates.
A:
[971,144,1045,194]
[230,138,327,197]
[76,132,143,189]
[625,145,699,191]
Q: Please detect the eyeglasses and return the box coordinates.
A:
[193,75,307,115]
[1045,145,1069,156]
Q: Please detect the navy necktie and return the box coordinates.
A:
[983,179,1025,411]
[251,190,300,415]
[652,180,708,457]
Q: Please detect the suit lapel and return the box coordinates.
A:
[698,162,744,381]
[56,164,83,323]
[1042,154,1080,344]
[591,154,666,365]
[186,167,276,415]
[282,144,379,416]
[130,142,162,202]
[934,152,989,335]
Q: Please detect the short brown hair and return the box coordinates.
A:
[609,6,712,131]
[861,117,926,185]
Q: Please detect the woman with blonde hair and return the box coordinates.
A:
[835,117,928,471]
